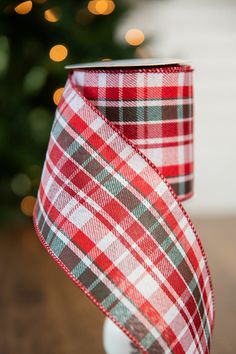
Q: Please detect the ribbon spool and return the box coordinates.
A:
[33,59,214,353]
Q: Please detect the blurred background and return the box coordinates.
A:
[0,0,235,353]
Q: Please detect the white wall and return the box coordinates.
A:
[118,0,236,216]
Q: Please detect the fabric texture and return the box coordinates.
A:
[33,64,214,354]
[72,66,194,200]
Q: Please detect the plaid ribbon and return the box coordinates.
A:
[33,64,214,353]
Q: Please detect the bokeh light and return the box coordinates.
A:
[44,8,61,23]
[95,1,108,14]
[11,174,31,197]
[0,36,9,77]
[53,87,64,105]
[20,196,36,216]
[15,1,33,15]
[88,1,98,15]
[23,66,47,94]
[49,44,68,62]
[125,28,145,46]
[88,0,115,15]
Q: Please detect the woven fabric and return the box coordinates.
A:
[72,67,194,200]
[33,65,214,354]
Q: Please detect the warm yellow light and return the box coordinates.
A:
[49,44,68,62]
[105,0,115,15]
[20,196,36,216]
[15,1,32,15]
[53,87,64,105]
[101,58,112,61]
[88,1,97,15]
[88,0,115,15]
[125,28,145,46]
[44,8,60,22]
[95,0,108,14]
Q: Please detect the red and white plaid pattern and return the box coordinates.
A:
[33,64,214,354]
[72,66,194,200]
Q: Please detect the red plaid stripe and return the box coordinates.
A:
[72,66,194,199]
[33,64,214,354]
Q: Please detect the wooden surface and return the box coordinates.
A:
[0,217,235,354]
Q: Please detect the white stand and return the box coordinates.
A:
[103,317,134,354]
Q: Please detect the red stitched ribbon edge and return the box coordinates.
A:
[33,64,214,354]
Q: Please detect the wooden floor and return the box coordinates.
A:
[0,217,235,354]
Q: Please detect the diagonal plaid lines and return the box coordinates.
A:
[33,65,214,354]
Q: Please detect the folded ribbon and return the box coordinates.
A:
[33,62,214,353]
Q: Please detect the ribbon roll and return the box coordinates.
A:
[33,60,214,354]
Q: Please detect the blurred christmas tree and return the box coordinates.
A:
[0,0,139,222]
